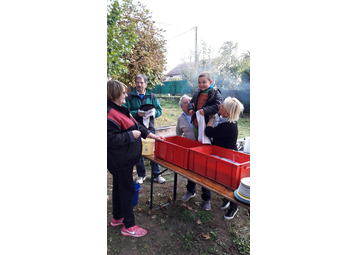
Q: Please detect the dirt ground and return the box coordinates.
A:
[107,160,250,255]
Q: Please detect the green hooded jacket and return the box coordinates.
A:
[123,89,162,133]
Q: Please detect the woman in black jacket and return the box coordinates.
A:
[205,97,244,220]
[107,80,165,237]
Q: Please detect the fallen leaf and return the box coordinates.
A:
[109,237,112,242]
[203,233,210,240]
[136,208,142,213]
[196,219,202,225]
[168,195,173,203]
[195,202,201,206]
[161,219,167,223]
[107,195,109,201]
[181,203,188,208]
[151,215,157,219]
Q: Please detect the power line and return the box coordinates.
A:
[168,27,195,41]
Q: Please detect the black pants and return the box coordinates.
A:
[186,179,211,201]
[108,166,135,228]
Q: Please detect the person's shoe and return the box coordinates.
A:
[182,192,196,202]
[224,208,239,220]
[136,176,146,184]
[203,200,211,211]
[110,217,124,226]
[153,175,166,184]
[220,200,230,210]
[121,225,147,237]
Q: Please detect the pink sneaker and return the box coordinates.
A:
[121,225,147,237]
[110,217,124,226]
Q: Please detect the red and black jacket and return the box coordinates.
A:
[107,100,150,170]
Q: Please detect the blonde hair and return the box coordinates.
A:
[107,80,127,102]
[223,97,244,123]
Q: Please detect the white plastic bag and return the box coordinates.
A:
[196,110,211,144]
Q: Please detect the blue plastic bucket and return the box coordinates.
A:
[133,183,141,207]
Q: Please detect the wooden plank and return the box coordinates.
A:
[143,155,250,210]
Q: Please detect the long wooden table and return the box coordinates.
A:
[143,155,250,211]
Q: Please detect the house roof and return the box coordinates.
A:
[166,63,190,76]
[165,61,205,76]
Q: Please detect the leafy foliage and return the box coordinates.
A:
[107,0,167,89]
[107,0,138,78]
[180,41,250,90]
[180,41,217,88]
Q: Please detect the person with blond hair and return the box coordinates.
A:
[107,80,165,237]
[205,96,244,219]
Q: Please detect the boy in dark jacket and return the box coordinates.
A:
[187,72,222,139]
[185,72,222,211]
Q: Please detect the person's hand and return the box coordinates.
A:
[207,115,215,127]
[132,130,141,139]
[199,109,204,115]
[137,110,145,117]
[188,109,193,115]
[156,135,166,142]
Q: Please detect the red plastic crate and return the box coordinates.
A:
[188,145,250,190]
[155,136,207,169]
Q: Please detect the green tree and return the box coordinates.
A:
[180,41,250,90]
[107,0,138,78]
[120,1,167,89]
[216,41,241,89]
[107,1,167,89]
[180,41,218,88]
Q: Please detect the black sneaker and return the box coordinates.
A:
[220,199,230,210]
[224,208,238,220]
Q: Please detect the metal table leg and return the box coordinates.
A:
[150,168,154,209]
[173,173,177,202]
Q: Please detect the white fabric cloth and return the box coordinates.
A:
[243,137,250,153]
[142,109,155,128]
[196,110,211,144]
